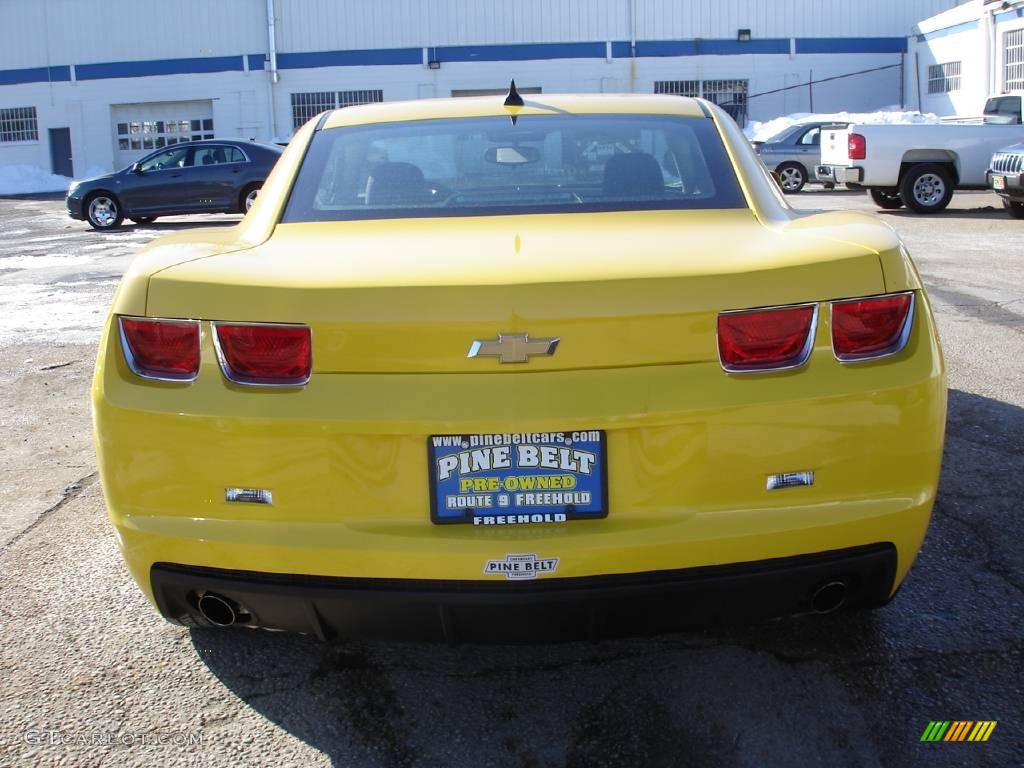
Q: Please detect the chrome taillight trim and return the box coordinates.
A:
[717,302,819,375]
[211,321,313,388]
[117,316,201,383]
[830,291,915,363]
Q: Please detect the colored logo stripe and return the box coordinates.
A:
[920,721,997,742]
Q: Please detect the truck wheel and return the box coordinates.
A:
[869,189,903,210]
[899,164,953,214]
[776,162,807,194]
[1004,200,1024,219]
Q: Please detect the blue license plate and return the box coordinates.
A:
[428,431,608,525]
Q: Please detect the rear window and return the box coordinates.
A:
[282,114,746,222]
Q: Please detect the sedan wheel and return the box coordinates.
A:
[244,187,260,211]
[86,195,123,230]
[776,163,806,194]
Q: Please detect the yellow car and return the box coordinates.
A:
[93,89,946,642]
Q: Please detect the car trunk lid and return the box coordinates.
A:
[145,209,885,373]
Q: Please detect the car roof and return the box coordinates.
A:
[321,93,708,130]
[170,138,282,153]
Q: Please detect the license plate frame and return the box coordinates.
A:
[428,431,609,525]
[992,174,1006,190]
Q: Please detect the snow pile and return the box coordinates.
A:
[745,107,943,142]
[0,165,72,195]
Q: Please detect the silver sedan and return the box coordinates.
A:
[753,122,845,194]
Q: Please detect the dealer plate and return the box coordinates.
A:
[428,431,608,525]
[992,174,1006,190]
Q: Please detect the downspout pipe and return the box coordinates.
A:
[266,0,280,140]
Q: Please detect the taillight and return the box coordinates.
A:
[717,304,817,373]
[213,323,312,386]
[831,293,914,362]
[119,317,200,381]
[848,133,866,160]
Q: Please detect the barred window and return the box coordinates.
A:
[291,90,383,130]
[0,106,39,143]
[655,79,749,125]
[338,89,383,108]
[1006,29,1024,92]
[928,61,962,94]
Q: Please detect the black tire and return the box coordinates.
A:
[775,162,807,194]
[85,193,124,230]
[240,183,262,213]
[899,164,954,214]
[869,189,904,210]
[129,216,157,225]
[1003,200,1024,219]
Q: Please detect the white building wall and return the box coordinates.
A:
[0,0,968,179]
[906,0,1024,116]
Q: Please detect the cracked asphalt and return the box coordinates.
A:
[0,191,1020,768]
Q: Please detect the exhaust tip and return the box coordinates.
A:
[197,592,239,626]
[811,580,848,614]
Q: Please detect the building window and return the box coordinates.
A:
[291,90,383,130]
[655,80,749,125]
[1006,29,1024,92]
[115,118,214,151]
[0,106,39,143]
[928,61,962,94]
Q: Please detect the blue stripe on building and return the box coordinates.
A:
[995,8,1024,23]
[435,41,607,62]
[796,37,907,54]
[277,48,421,69]
[637,38,790,56]
[0,65,70,86]
[76,55,244,80]
[0,37,918,85]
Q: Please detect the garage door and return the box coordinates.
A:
[110,100,214,168]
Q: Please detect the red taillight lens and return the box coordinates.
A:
[831,293,914,361]
[214,323,312,386]
[848,133,866,160]
[717,304,817,372]
[119,317,200,381]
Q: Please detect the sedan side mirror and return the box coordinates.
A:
[131,162,143,174]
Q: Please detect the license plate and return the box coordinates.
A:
[992,175,1006,190]
[428,431,608,525]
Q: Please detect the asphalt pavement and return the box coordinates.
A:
[0,190,1020,768]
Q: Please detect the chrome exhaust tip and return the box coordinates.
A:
[197,592,239,627]
[810,580,848,614]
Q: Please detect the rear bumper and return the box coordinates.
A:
[151,543,898,642]
[818,165,863,184]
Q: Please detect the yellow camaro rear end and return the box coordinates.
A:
[92,91,946,642]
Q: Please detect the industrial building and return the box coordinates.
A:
[1,0,963,180]
[907,0,1024,116]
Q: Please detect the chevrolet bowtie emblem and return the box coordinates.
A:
[467,333,560,364]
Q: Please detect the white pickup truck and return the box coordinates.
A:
[818,95,1024,213]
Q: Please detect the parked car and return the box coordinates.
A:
[753,121,845,193]
[67,139,283,229]
[988,142,1024,218]
[818,94,1024,213]
[92,92,946,642]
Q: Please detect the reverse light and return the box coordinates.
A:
[717,304,818,373]
[848,133,866,160]
[831,293,914,362]
[118,317,200,382]
[213,322,312,386]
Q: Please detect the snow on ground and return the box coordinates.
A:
[0,164,111,196]
[744,107,943,142]
[0,165,71,195]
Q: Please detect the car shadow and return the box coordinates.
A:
[878,205,1010,221]
[190,387,1022,767]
